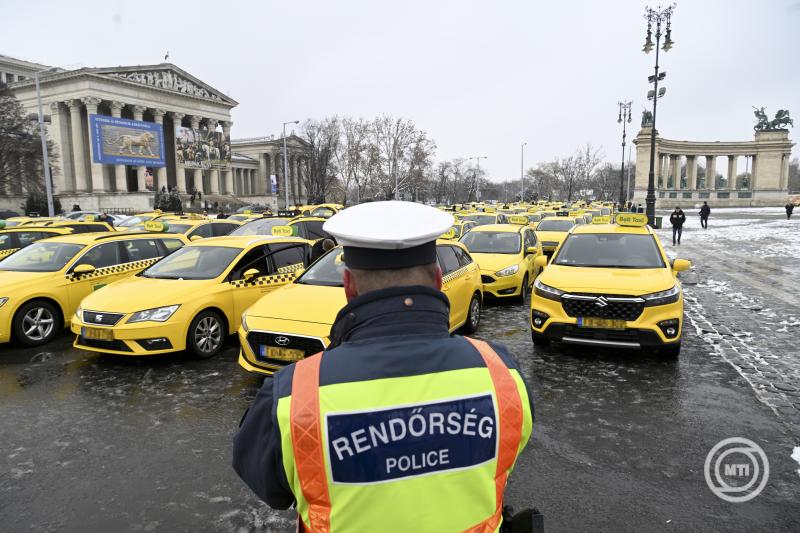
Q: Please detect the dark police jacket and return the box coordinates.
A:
[669,210,686,227]
[232,285,535,509]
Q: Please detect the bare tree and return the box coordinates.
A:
[301,116,340,204]
[334,117,370,206]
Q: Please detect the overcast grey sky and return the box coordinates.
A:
[4,0,799,181]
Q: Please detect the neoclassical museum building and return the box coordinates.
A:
[0,54,310,212]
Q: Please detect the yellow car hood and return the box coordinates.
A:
[540,265,674,294]
[468,253,519,273]
[247,283,346,325]
[535,231,568,243]
[79,275,212,312]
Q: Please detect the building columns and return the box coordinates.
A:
[110,101,127,192]
[727,155,737,189]
[686,155,697,190]
[706,155,716,189]
[151,109,167,192]
[81,96,105,193]
[171,112,186,193]
[49,102,72,194]
[189,115,203,194]
[205,119,220,194]
[66,99,89,192]
[221,121,233,194]
[668,155,678,189]
[132,105,147,191]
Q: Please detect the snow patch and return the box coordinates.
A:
[792,447,800,477]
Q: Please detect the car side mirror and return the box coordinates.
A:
[534,256,548,269]
[190,235,203,241]
[672,258,691,272]
[243,268,260,282]
[73,264,96,276]
[526,246,537,255]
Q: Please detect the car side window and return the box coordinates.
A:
[454,246,473,267]
[74,242,123,269]
[0,233,14,250]
[17,232,49,247]
[189,224,214,239]
[123,238,162,261]
[290,222,309,239]
[158,238,184,255]
[211,223,237,237]
[303,220,329,240]
[436,245,461,275]
[268,243,308,272]
[229,246,269,281]
[524,230,536,248]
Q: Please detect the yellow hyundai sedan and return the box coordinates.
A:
[237,241,483,376]
[0,232,188,346]
[459,223,542,302]
[70,234,314,358]
[530,214,691,357]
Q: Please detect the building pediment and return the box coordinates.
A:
[91,64,237,106]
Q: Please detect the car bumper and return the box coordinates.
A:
[237,317,330,376]
[481,269,525,298]
[530,293,683,349]
[70,315,185,355]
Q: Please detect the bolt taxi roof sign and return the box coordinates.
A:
[591,215,611,224]
[144,220,169,232]
[508,215,528,225]
[615,213,648,227]
[271,225,297,237]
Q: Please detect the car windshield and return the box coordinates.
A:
[118,215,154,227]
[537,219,575,232]
[311,207,336,218]
[461,214,496,226]
[460,231,521,254]
[140,245,241,280]
[229,218,290,236]
[296,248,344,287]
[0,241,83,272]
[164,224,192,234]
[554,233,665,268]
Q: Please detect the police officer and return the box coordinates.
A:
[233,201,534,532]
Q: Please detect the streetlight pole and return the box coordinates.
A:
[468,156,488,201]
[642,4,675,225]
[282,120,299,209]
[34,67,58,216]
[617,101,632,207]
[520,142,527,202]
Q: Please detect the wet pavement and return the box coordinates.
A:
[2,208,800,532]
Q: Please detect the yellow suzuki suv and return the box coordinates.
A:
[530,213,691,357]
[237,241,483,376]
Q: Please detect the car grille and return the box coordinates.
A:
[561,294,644,321]
[560,324,641,343]
[76,337,132,352]
[83,310,124,326]
[481,275,495,284]
[247,331,326,366]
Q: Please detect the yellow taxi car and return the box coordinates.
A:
[227,212,265,223]
[458,212,510,226]
[229,215,333,244]
[27,220,115,233]
[458,222,542,302]
[70,233,314,359]
[237,241,483,375]
[127,217,240,241]
[115,210,176,231]
[440,220,478,240]
[3,216,62,227]
[530,213,691,357]
[0,226,74,259]
[535,214,583,260]
[0,231,189,346]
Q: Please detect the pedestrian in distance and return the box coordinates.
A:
[100,212,113,227]
[71,204,81,212]
[216,211,226,219]
[786,202,794,220]
[699,201,710,229]
[233,201,535,532]
[670,206,686,245]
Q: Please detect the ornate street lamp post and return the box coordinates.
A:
[617,101,633,207]
[643,4,675,225]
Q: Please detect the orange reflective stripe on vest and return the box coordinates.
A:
[289,339,524,533]
[291,352,330,533]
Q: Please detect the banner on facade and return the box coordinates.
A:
[89,114,166,167]
[175,127,231,170]
[270,174,278,194]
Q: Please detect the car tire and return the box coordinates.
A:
[187,310,225,359]
[531,331,550,347]
[514,274,529,303]
[659,342,681,358]
[461,293,482,334]
[13,300,60,346]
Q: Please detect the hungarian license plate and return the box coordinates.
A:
[81,326,114,341]
[260,345,304,362]
[577,317,626,330]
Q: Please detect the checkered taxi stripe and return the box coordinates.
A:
[230,262,304,288]
[0,248,18,259]
[66,257,160,282]
[443,264,473,284]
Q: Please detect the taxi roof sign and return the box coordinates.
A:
[508,215,528,225]
[243,209,252,215]
[591,215,611,224]
[144,220,169,232]
[271,225,297,237]
[84,214,96,222]
[441,228,458,240]
[615,213,648,227]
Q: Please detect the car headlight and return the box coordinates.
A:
[127,305,180,323]
[0,297,8,309]
[495,264,519,277]
[75,307,83,321]
[533,278,564,301]
[641,285,680,307]
[241,311,249,333]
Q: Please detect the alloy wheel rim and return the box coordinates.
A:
[23,307,55,341]
[195,316,221,352]
[470,299,480,328]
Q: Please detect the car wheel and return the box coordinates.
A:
[514,274,529,303]
[531,331,550,347]
[659,342,681,358]
[14,300,59,346]
[187,310,225,359]
[461,293,482,334]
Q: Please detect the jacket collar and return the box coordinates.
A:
[328,285,450,348]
